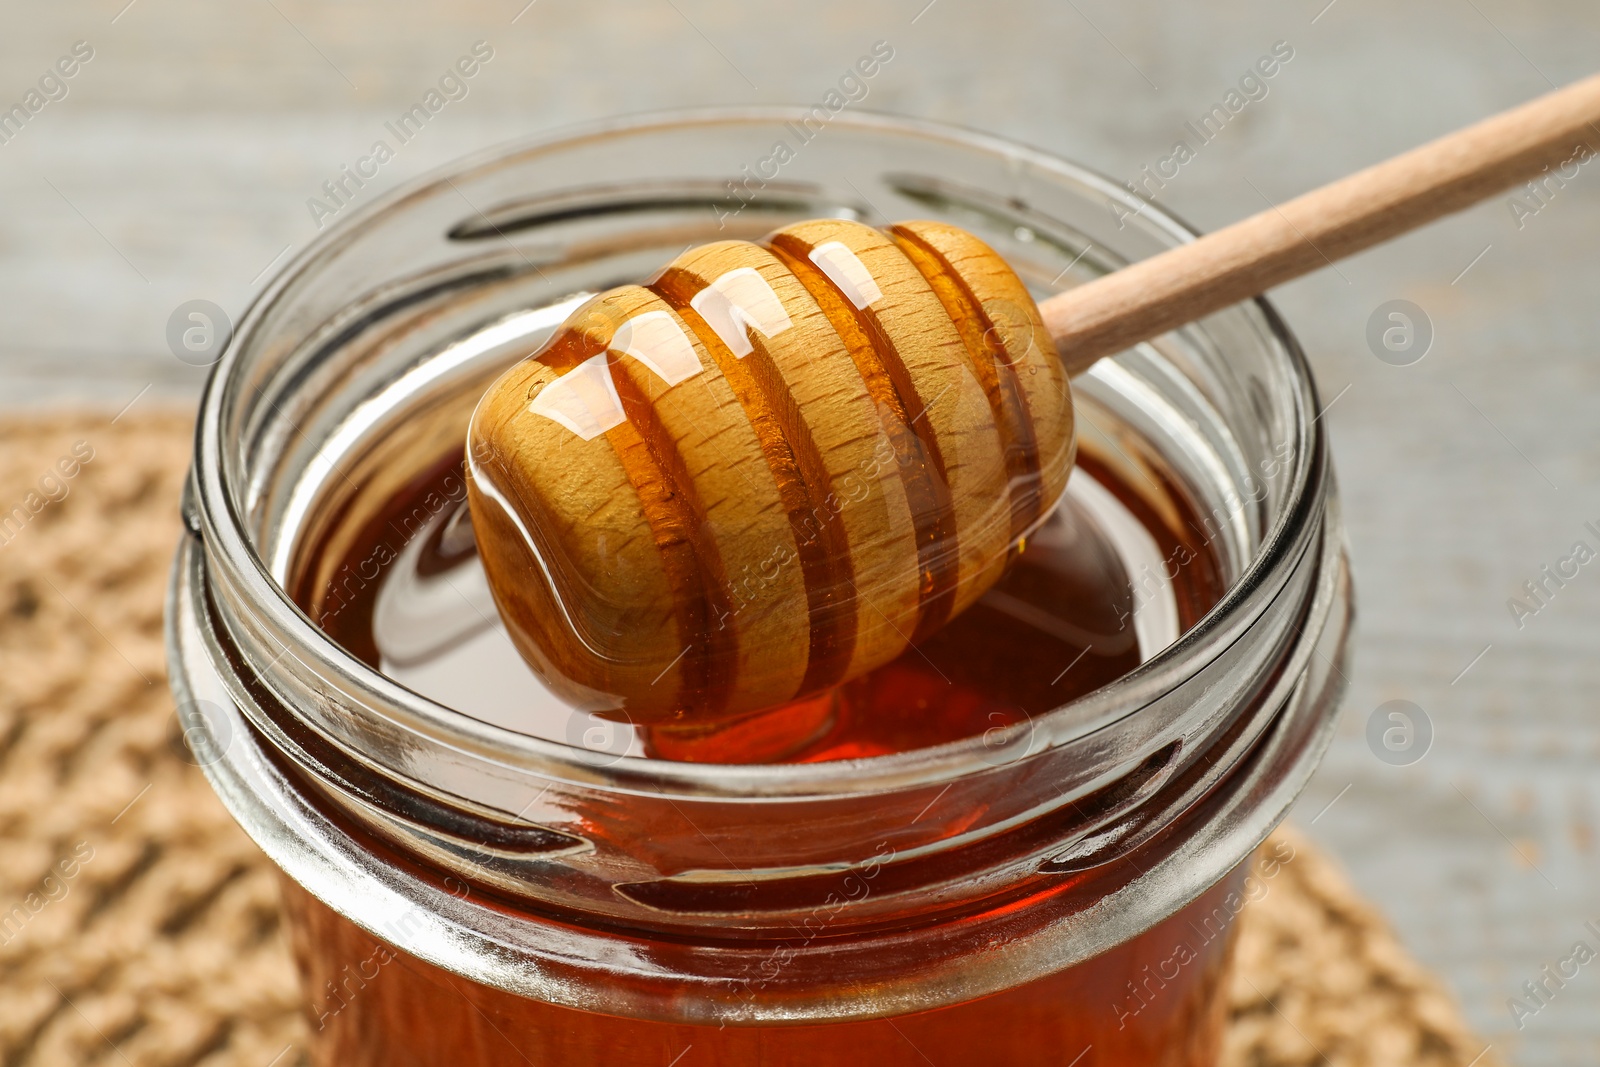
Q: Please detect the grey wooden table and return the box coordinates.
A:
[3,0,1597,1061]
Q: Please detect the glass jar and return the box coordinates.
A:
[166,111,1352,1067]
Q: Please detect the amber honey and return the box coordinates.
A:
[281,866,1245,1067]
[298,433,1221,766]
[281,420,1237,1065]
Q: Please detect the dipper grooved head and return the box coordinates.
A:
[467,218,1074,725]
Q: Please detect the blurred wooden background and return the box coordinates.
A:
[1,1,1597,1061]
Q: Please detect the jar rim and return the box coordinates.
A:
[189,107,1327,800]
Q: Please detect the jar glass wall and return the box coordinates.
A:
[166,111,1352,1067]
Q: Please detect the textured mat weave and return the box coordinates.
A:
[0,412,1498,1067]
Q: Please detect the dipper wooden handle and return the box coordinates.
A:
[469,73,1600,726]
[1044,69,1600,375]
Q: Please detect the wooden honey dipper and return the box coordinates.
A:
[468,74,1600,726]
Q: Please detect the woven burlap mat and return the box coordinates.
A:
[0,411,1498,1067]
